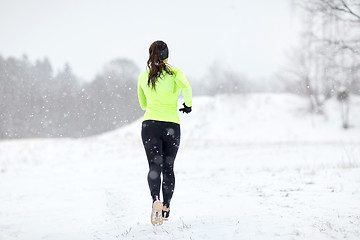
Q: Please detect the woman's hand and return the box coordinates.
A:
[179,103,192,114]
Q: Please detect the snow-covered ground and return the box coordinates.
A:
[0,94,359,240]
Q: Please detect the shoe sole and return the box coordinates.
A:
[151,201,163,226]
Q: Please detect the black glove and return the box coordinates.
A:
[179,103,192,114]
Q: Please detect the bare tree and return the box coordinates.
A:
[286,0,360,126]
[280,36,327,113]
[337,86,350,128]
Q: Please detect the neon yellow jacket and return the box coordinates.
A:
[137,66,192,124]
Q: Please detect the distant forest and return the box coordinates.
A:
[1,54,278,139]
[0,55,142,138]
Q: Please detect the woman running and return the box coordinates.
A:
[137,40,192,225]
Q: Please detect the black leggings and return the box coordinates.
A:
[141,120,180,208]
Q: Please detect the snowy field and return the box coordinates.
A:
[0,94,359,240]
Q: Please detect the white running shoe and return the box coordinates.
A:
[151,196,163,226]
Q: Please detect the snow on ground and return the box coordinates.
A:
[0,94,359,240]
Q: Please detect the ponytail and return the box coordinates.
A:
[147,41,173,90]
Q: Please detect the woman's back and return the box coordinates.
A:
[137,66,192,124]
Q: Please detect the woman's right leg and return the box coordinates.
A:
[161,122,180,209]
[141,120,163,202]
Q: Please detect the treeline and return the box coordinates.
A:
[1,54,283,139]
[0,55,142,138]
[192,62,285,96]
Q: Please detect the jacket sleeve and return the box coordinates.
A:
[175,70,192,107]
[137,78,147,110]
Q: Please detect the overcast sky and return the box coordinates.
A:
[0,0,301,82]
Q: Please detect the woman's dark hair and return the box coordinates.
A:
[147,40,173,90]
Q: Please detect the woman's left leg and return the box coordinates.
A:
[141,120,163,202]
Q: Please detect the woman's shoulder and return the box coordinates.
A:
[138,70,149,79]
[168,66,184,76]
